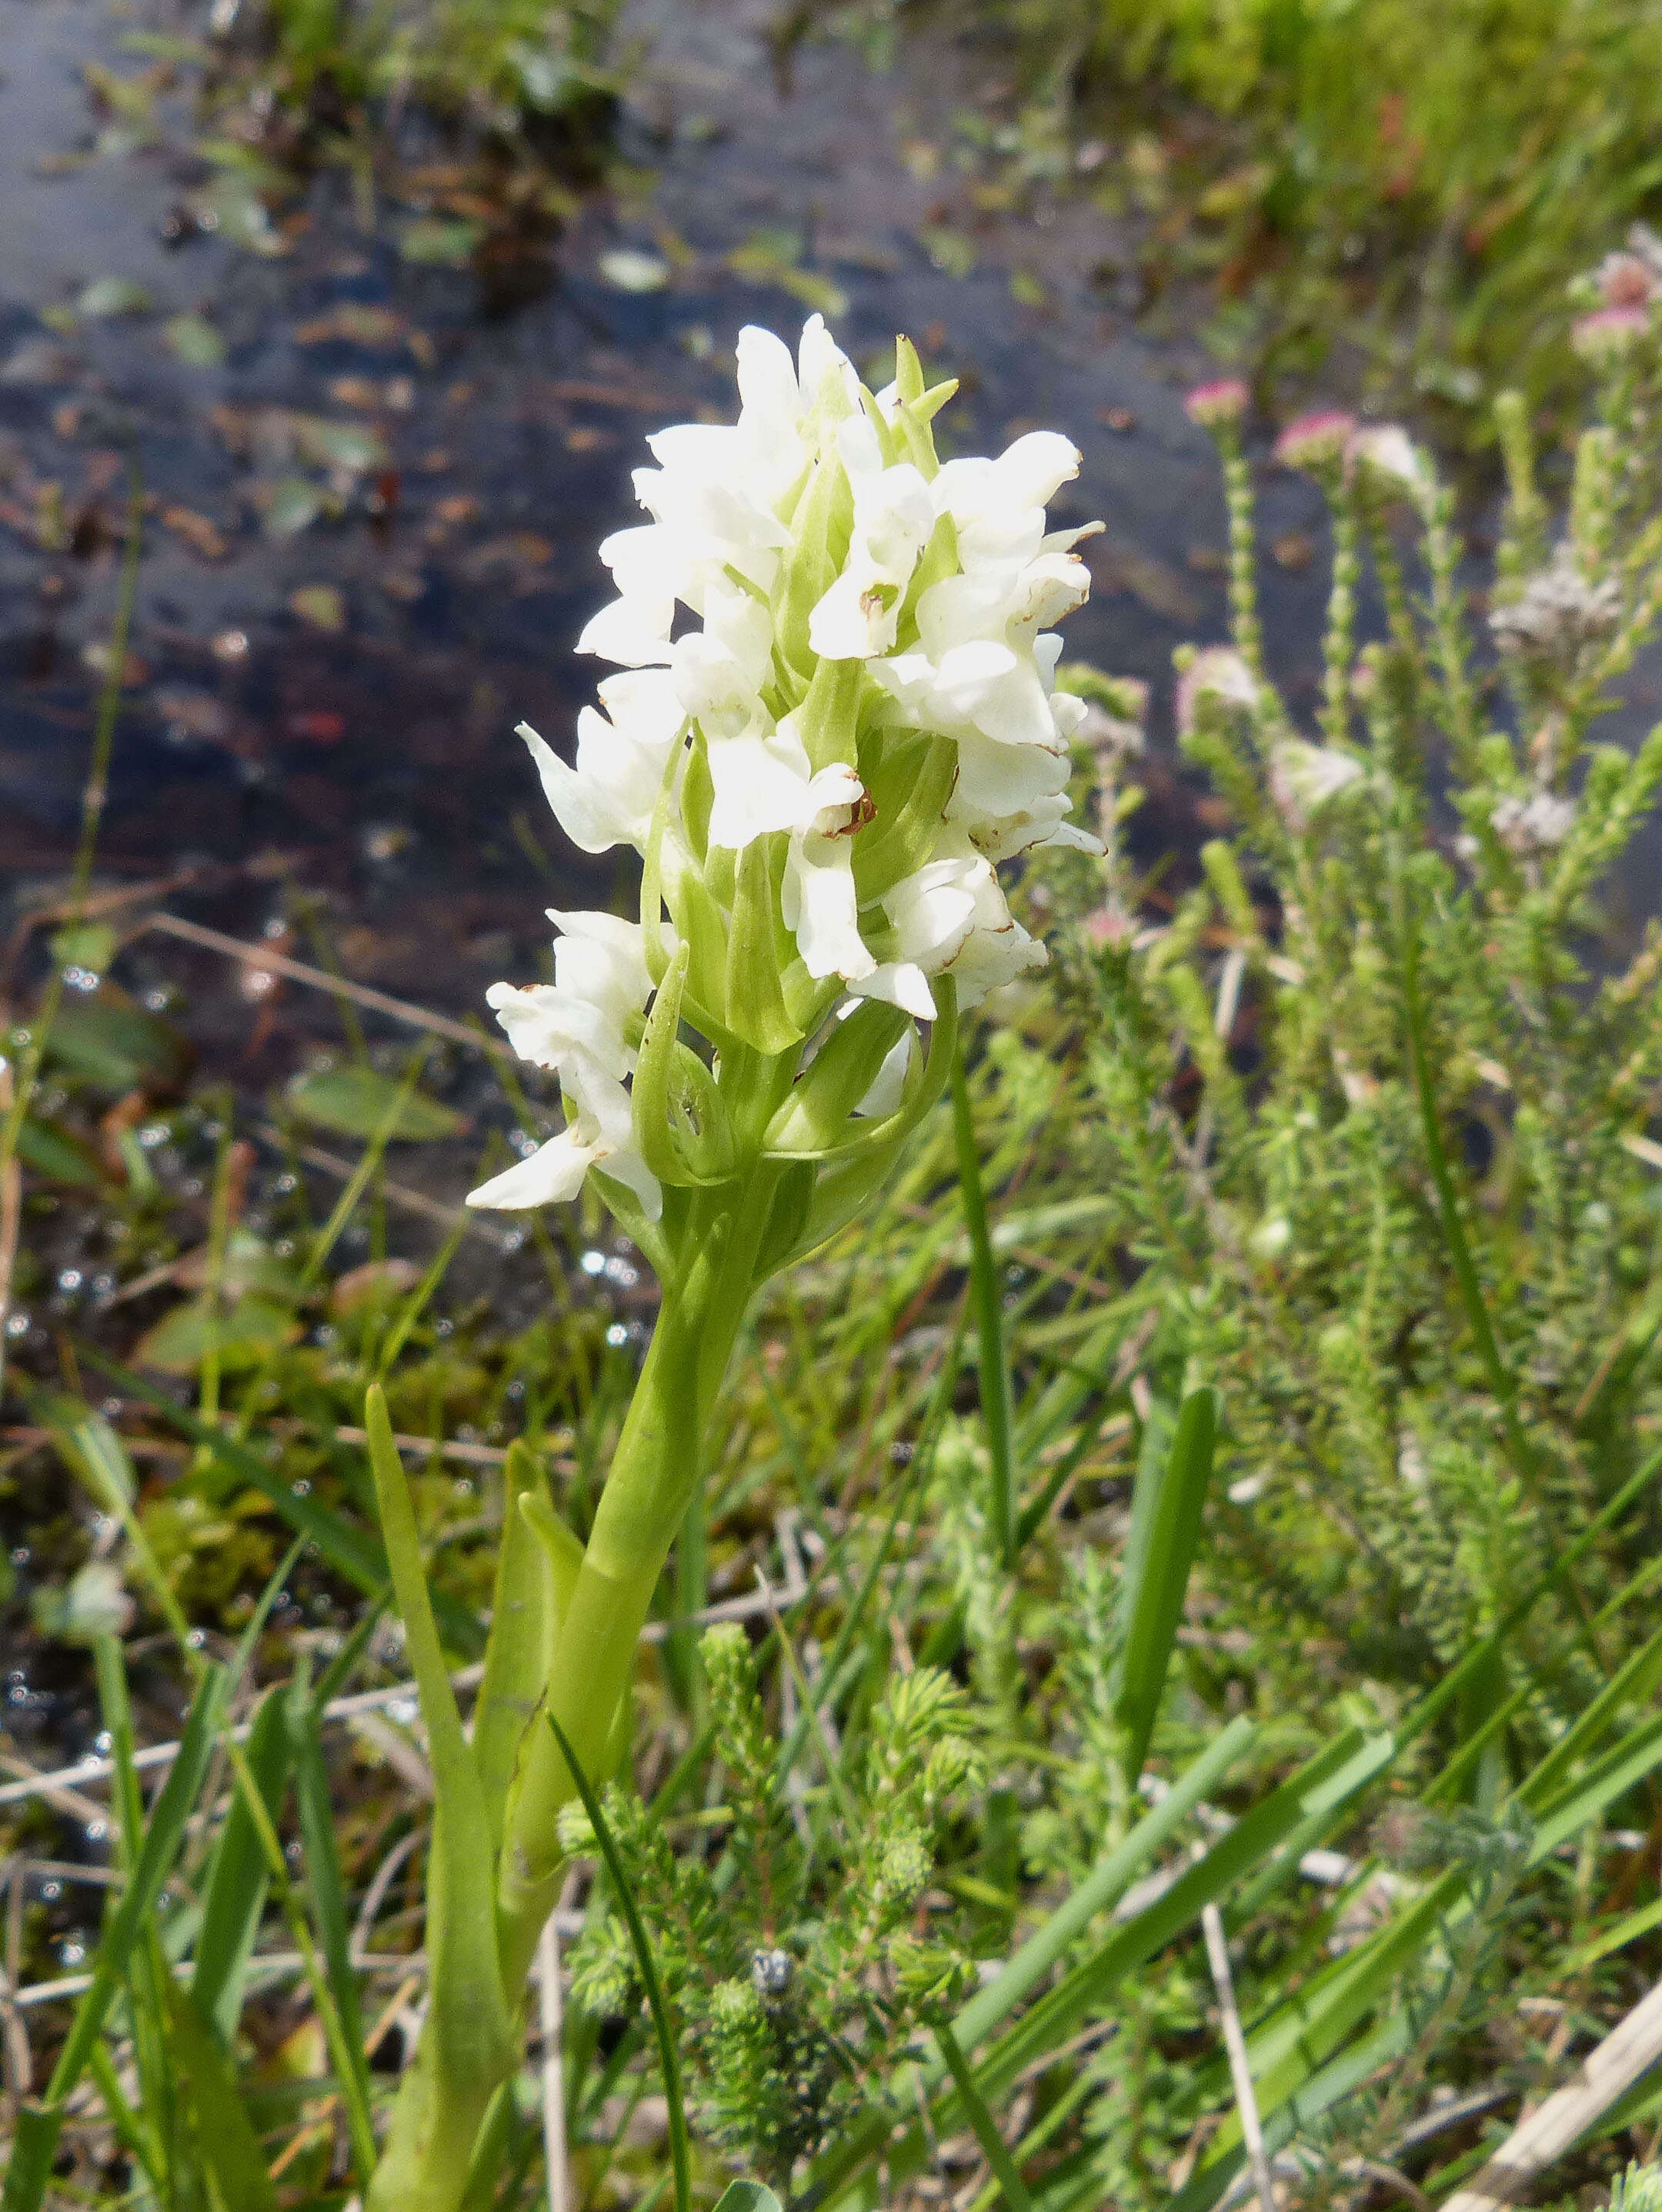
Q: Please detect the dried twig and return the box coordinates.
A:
[539,1913,570,2212]
[1440,1977,1662,2212]
[146,912,493,1051]
[1202,1897,1277,2212]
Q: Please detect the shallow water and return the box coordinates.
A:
[0,0,1654,1064]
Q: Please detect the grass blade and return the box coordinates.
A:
[364,1384,515,2097]
[2,1662,231,2206]
[971,1726,1378,2098]
[935,2020,1034,2212]
[286,1666,375,2134]
[953,1712,1256,2053]
[161,1978,281,2212]
[192,1685,292,2047]
[547,1706,692,2212]
[474,1440,565,1850]
[1110,1387,1217,1783]
[953,1049,1015,1570]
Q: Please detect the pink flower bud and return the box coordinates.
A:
[1184,379,1250,431]
[1273,409,1357,474]
[1176,646,1258,737]
[1572,305,1649,361]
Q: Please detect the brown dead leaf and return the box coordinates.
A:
[161,505,229,560]
[456,533,554,583]
[294,303,409,349]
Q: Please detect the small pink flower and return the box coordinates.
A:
[1273,409,1357,474]
[1176,646,1258,736]
[1572,305,1649,361]
[1184,379,1250,430]
[1083,905,1133,948]
[1596,252,1660,311]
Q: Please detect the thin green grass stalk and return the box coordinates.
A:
[215,1726,381,2184]
[1396,884,1538,1492]
[546,1709,692,2212]
[2,1665,228,2212]
[192,1122,240,1482]
[288,1665,376,2136]
[954,1048,1016,1569]
[934,2021,1035,2212]
[375,1205,470,1378]
[1108,1387,1218,1786]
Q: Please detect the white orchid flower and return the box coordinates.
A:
[809,416,936,660]
[468,912,661,1218]
[933,429,1082,573]
[516,671,683,858]
[949,731,1103,861]
[671,578,776,740]
[846,840,1027,1016]
[706,720,864,852]
[853,1022,917,1117]
[483,316,1103,1216]
[466,1054,660,1219]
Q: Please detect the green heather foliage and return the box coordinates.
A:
[559,1623,981,2194]
[196,0,619,140]
[1053,351,1662,1720]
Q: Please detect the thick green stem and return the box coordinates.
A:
[369,1141,783,2210]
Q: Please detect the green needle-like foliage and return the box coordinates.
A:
[559,1622,982,2197]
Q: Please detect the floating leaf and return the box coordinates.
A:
[399,218,480,267]
[330,1257,421,1316]
[918,226,976,279]
[41,995,192,1094]
[76,276,153,319]
[293,416,387,474]
[134,1292,302,1376]
[163,312,226,368]
[285,1064,463,1143]
[725,237,847,317]
[161,505,229,560]
[294,303,408,348]
[289,583,345,632]
[599,249,670,292]
[259,476,325,538]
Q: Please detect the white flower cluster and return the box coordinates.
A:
[469,316,1102,1216]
